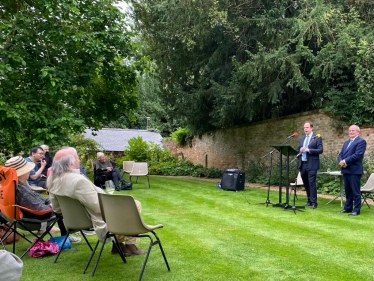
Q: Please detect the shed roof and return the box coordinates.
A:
[83,128,164,152]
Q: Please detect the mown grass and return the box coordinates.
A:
[5,176,374,281]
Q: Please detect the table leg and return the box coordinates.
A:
[339,176,343,207]
[326,175,344,206]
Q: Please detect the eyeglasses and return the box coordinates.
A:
[36,152,44,155]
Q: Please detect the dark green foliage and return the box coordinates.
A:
[123,136,150,162]
[0,0,141,153]
[170,127,191,146]
[131,0,374,135]
[116,136,223,178]
[149,160,223,178]
[150,160,196,176]
[69,134,102,171]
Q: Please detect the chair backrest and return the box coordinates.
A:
[296,172,303,186]
[98,194,147,236]
[361,173,374,192]
[130,162,148,176]
[0,166,21,220]
[122,161,135,173]
[54,195,93,231]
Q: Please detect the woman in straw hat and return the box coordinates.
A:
[5,156,53,216]
[4,156,81,242]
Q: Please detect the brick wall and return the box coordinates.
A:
[164,110,374,169]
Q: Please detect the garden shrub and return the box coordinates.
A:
[170,127,191,146]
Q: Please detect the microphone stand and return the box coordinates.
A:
[260,149,275,207]
[260,135,295,207]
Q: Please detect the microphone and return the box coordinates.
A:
[287,132,298,138]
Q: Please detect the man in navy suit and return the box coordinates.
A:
[338,125,367,216]
[297,121,323,209]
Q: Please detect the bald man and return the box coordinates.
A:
[338,125,367,216]
[46,147,146,256]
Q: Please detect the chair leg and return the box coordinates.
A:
[137,232,170,281]
[115,240,127,264]
[138,237,153,281]
[80,231,94,251]
[53,234,70,263]
[361,194,370,209]
[83,240,100,274]
[147,176,150,188]
[152,231,170,271]
[20,218,59,259]
[91,237,107,277]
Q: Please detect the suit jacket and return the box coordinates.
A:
[297,133,323,170]
[338,136,367,175]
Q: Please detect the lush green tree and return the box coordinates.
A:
[131,0,374,135]
[0,0,142,154]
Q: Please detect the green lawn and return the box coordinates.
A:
[5,176,374,281]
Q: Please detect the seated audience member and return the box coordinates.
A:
[4,156,81,243]
[80,163,88,177]
[0,250,23,281]
[47,147,146,256]
[94,152,127,191]
[40,144,53,176]
[25,146,47,189]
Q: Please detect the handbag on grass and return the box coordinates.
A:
[29,239,59,258]
[49,235,71,250]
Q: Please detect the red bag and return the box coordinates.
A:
[28,239,59,258]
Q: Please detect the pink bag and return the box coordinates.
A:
[28,239,59,258]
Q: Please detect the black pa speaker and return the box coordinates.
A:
[221,169,245,191]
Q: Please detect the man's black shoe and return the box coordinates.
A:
[305,202,312,206]
[311,204,317,209]
[338,209,351,213]
[349,212,359,216]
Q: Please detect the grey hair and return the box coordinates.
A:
[97,152,104,159]
[350,124,360,132]
[40,144,49,150]
[50,153,76,176]
[47,147,78,190]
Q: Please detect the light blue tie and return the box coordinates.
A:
[347,139,353,150]
[302,135,310,161]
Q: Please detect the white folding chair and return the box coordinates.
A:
[290,172,303,200]
[130,162,150,188]
[121,161,135,179]
[361,173,374,209]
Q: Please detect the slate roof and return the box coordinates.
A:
[83,128,164,152]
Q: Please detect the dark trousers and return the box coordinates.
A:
[102,168,125,188]
[300,162,318,205]
[343,174,362,213]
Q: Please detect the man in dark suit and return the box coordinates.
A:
[338,125,367,216]
[297,121,323,209]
